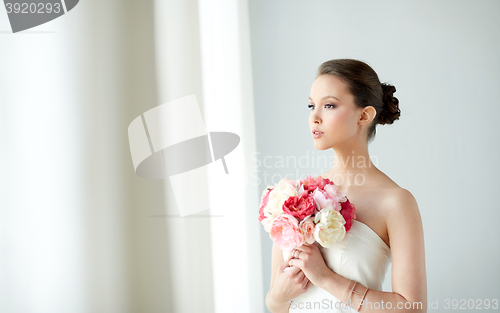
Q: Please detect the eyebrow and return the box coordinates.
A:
[309,95,340,102]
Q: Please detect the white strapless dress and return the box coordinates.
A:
[282,220,391,313]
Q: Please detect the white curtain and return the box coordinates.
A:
[0,0,264,312]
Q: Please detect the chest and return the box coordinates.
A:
[342,189,390,247]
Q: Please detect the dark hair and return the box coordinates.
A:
[316,59,400,142]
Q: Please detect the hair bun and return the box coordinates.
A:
[378,83,401,125]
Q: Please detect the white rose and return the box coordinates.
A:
[314,208,346,248]
[265,178,299,217]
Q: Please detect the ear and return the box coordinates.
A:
[358,106,376,126]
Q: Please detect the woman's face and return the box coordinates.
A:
[308,74,363,150]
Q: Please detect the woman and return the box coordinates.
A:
[265,59,427,312]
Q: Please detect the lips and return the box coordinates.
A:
[312,129,324,139]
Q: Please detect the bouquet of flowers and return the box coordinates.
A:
[258,175,356,251]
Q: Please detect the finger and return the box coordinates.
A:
[304,279,312,290]
[296,243,312,251]
[293,271,306,285]
[280,253,295,268]
[299,278,308,290]
[292,268,305,280]
[295,249,302,258]
[288,257,303,269]
[292,248,303,258]
[300,272,308,284]
[293,245,310,257]
[293,246,305,253]
[278,259,289,271]
[285,264,301,275]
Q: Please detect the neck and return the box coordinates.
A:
[325,141,376,190]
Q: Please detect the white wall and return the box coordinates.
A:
[1,1,262,312]
[248,0,500,311]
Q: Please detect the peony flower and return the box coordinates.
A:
[261,216,274,232]
[312,188,341,212]
[301,175,334,193]
[257,176,357,250]
[259,188,273,222]
[340,198,356,231]
[314,207,346,248]
[265,178,299,218]
[299,216,316,244]
[282,191,316,221]
[323,184,346,204]
[270,214,303,251]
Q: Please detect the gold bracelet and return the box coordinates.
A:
[356,287,369,312]
[348,283,365,297]
[347,281,356,307]
[347,280,371,309]
[340,279,352,303]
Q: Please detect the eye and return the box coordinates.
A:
[308,103,336,110]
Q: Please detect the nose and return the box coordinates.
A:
[311,110,321,124]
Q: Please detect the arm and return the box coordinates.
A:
[266,243,311,313]
[289,188,427,312]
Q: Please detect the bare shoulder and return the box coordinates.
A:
[373,171,419,218]
[384,188,420,226]
[375,177,423,249]
[370,172,422,240]
[384,187,418,212]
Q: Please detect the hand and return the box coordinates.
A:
[288,243,333,288]
[269,255,312,305]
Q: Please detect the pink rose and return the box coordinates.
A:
[270,214,303,251]
[301,175,334,193]
[340,198,356,231]
[299,216,315,244]
[282,191,316,221]
[258,188,273,222]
